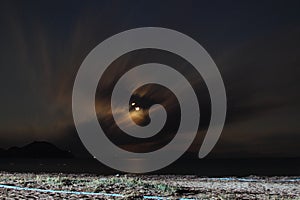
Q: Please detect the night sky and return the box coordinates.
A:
[0,0,299,159]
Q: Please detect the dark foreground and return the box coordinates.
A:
[0,172,299,199]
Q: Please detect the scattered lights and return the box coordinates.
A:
[131,102,140,111]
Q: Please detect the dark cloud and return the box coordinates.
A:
[0,0,299,158]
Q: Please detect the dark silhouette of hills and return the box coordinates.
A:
[0,141,73,158]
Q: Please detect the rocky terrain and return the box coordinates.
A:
[0,172,299,199]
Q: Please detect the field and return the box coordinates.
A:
[0,172,299,199]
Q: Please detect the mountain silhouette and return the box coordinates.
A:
[0,141,73,158]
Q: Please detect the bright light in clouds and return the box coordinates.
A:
[135,107,140,111]
[131,102,140,111]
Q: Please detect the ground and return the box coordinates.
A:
[0,172,299,199]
